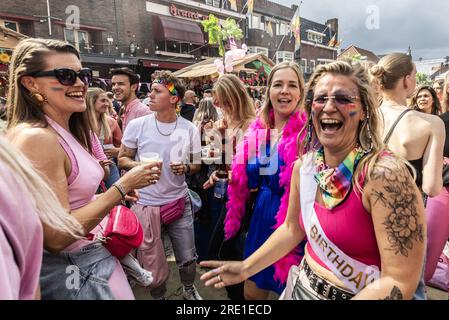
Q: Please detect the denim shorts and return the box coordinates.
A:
[40,242,117,300]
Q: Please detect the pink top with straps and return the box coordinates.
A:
[46,116,104,210]
[300,184,382,271]
[46,116,134,299]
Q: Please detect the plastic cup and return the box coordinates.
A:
[103,144,114,150]
[140,152,162,168]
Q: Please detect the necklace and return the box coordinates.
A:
[155,114,178,136]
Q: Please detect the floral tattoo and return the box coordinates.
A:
[371,163,424,257]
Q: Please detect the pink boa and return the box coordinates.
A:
[224,111,307,284]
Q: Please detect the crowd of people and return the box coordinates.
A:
[1,37,448,301]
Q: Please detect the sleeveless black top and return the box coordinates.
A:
[384,109,423,188]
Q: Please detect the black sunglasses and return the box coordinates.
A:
[30,68,92,86]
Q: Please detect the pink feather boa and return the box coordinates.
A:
[224,110,307,284]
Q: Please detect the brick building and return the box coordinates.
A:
[0,0,248,82]
[247,0,338,79]
[338,45,380,63]
[0,0,338,83]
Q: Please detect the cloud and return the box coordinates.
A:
[276,0,449,59]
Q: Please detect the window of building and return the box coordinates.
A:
[300,59,308,73]
[4,21,18,32]
[64,28,90,53]
[166,40,179,53]
[250,15,262,30]
[276,23,287,36]
[310,60,316,73]
[180,43,190,54]
[307,32,323,44]
[212,0,221,8]
[248,46,269,56]
[205,0,213,6]
[276,51,294,64]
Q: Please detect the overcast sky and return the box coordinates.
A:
[276,0,449,60]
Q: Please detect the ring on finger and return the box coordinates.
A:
[217,274,222,282]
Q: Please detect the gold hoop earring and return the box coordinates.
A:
[30,91,48,105]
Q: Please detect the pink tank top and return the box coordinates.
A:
[300,186,381,271]
[46,117,104,210]
[46,118,135,299]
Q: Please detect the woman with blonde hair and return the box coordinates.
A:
[371,53,444,197]
[86,87,122,188]
[6,38,160,299]
[0,135,83,299]
[192,97,219,129]
[201,60,427,300]
[203,73,256,300]
[222,62,307,299]
[208,73,256,135]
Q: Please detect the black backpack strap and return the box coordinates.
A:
[383,109,413,144]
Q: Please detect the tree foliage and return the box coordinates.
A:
[416,72,431,86]
[202,14,243,57]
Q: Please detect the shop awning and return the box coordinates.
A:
[152,16,204,45]
[174,53,275,78]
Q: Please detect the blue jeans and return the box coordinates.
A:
[40,242,117,300]
[104,162,120,189]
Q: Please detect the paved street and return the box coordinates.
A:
[133,238,447,301]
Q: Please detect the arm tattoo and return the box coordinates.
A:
[371,164,424,257]
[381,286,404,300]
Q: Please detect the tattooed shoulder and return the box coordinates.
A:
[369,158,424,257]
[381,286,404,300]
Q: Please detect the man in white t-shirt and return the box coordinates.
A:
[119,71,202,300]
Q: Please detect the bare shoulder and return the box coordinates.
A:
[8,125,64,160]
[425,113,445,133]
[410,111,444,130]
[369,153,411,182]
[9,125,59,148]
[293,158,303,171]
[365,152,420,213]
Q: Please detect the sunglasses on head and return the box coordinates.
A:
[312,94,360,107]
[30,68,92,86]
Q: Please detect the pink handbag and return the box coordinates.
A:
[160,197,186,225]
[97,205,144,258]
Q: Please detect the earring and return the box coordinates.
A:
[30,91,48,105]
[304,114,314,153]
[364,113,374,154]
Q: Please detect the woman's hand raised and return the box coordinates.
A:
[200,260,248,289]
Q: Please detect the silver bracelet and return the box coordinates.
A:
[112,182,126,199]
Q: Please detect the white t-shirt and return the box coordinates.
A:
[122,114,201,206]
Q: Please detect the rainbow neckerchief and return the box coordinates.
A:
[314,146,365,209]
[153,79,179,97]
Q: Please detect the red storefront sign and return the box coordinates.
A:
[169,4,208,22]
[141,60,190,70]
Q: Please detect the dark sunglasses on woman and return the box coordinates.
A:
[29,68,93,86]
[312,94,360,107]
